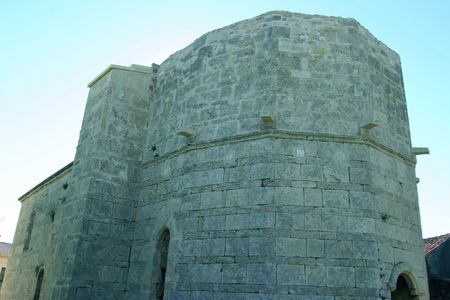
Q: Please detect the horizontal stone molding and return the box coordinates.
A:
[143,129,416,169]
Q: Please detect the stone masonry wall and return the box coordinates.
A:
[134,11,428,299]
[0,165,72,299]
[1,10,429,300]
[56,65,154,299]
[144,11,411,162]
[134,136,427,299]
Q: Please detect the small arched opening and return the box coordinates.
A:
[391,273,418,300]
[33,267,44,300]
[155,228,170,300]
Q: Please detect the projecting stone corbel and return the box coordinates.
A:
[260,115,275,129]
[361,122,378,138]
[412,147,430,155]
[177,130,194,138]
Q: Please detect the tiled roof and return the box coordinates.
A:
[0,242,12,257]
[424,233,450,255]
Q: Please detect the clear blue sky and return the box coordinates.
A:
[1,0,449,243]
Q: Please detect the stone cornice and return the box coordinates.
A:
[143,130,416,168]
[87,64,152,88]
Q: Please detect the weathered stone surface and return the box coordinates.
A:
[1,10,429,300]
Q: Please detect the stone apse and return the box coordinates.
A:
[1,11,429,300]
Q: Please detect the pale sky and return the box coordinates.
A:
[1,1,449,243]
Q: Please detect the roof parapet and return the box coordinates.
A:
[87,64,153,88]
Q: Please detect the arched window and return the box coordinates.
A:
[391,273,418,300]
[33,267,44,300]
[155,228,170,300]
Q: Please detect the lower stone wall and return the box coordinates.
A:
[0,166,72,300]
[2,133,428,299]
[132,133,428,299]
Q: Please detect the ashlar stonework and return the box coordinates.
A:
[0,11,429,300]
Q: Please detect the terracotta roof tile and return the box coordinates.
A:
[424,233,450,255]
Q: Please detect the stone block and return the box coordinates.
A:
[355,267,379,288]
[127,262,149,285]
[348,217,375,233]
[277,264,305,285]
[249,187,274,205]
[301,165,323,181]
[321,215,347,232]
[166,291,192,300]
[292,180,317,188]
[250,163,274,180]
[353,240,378,260]
[182,239,203,257]
[87,220,110,237]
[325,240,352,259]
[228,165,251,183]
[202,239,225,256]
[276,238,306,257]
[111,222,133,241]
[250,139,273,156]
[304,213,321,230]
[306,265,326,286]
[176,216,199,233]
[112,203,135,221]
[248,213,275,229]
[191,291,214,300]
[349,167,370,184]
[324,164,349,183]
[323,190,349,208]
[87,199,113,220]
[385,177,402,196]
[225,189,249,207]
[225,238,249,256]
[202,215,226,231]
[276,213,304,229]
[326,266,355,287]
[249,237,276,256]
[187,168,224,187]
[226,214,249,230]
[190,263,222,283]
[221,264,246,283]
[84,241,129,264]
[181,193,201,211]
[307,239,324,257]
[347,143,369,161]
[247,263,276,285]
[200,191,224,209]
[350,191,373,209]
[378,243,394,263]
[101,266,126,282]
[130,243,152,262]
[274,187,304,206]
[305,189,322,207]
[275,163,301,180]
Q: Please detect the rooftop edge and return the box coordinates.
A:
[19,162,73,202]
[87,64,153,88]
